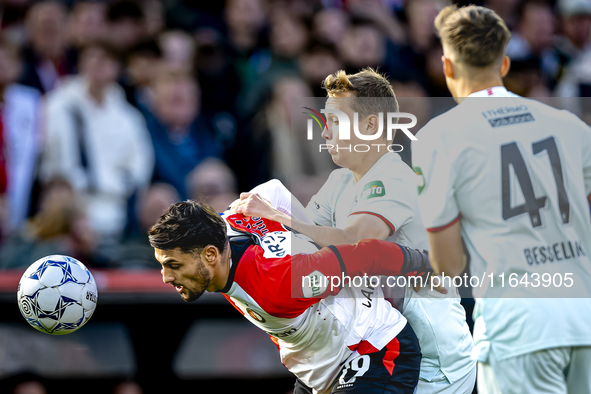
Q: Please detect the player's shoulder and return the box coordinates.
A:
[369,153,415,182]
[326,167,354,186]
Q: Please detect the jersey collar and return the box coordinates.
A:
[467,86,511,97]
[218,235,255,293]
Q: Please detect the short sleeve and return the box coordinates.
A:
[349,176,415,235]
[306,173,336,227]
[249,179,314,224]
[412,123,461,232]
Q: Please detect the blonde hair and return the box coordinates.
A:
[435,5,511,68]
[322,68,399,118]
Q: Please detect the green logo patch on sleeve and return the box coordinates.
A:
[361,181,386,199]
[414,167,426,194]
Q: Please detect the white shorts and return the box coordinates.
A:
[416,368,476,394]
[479,346,591,394]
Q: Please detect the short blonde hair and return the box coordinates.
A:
[435,5,511,68]
[322,68,399,118]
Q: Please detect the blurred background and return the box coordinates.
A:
[0,0,590,393]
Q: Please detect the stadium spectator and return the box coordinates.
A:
[555,50,591,100]
[106,0,147,51]
[506,0,555,61]
[483,0,520,29]
[548,0,591,89]
[187,158,238,213]
[158,30,195,72]
[0,35,42,237]
[339,22,385,74]
[114,182,180,268]
[505,0,556,88]
[139,70,221,200]
[20,0,75,94]
[66,0,107,49]
[347,0,406,45]
[142,0,165,37]
[0,178,98,269]
[223,0,269,98]
[299,41,343,97]
[229,75,335,199]
[311,8,349,46]
[224,0,268,56]
[40,40,154,242]
[194,27,241,115]
[240,10,309,117]
[121,38,162,108]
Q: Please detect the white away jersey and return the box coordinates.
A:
[412,86,591,360]
[307,152,430,248]
[306,152,475,384]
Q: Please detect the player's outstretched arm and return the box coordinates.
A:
[291,239,431,298]
[234,193,390,247]
[427,220,465,277]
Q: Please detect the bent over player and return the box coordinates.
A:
[235,69,475,393]
[149,201,432,393]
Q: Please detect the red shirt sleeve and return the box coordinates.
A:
[291,239,407,298]
[231,239,420,319]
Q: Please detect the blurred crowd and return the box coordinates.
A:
[0,0,590,269]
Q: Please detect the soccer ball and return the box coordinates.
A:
[17,255,98,335]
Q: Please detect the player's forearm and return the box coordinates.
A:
[286,218,358,247]
[427,222,465,277]
[332,239,431,277]
[292,239,431,298]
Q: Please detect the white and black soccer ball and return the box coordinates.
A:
[17,255,98,335]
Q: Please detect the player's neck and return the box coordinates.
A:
[452,77,505,103]
[350,149,389,183]
[212,245,233,292]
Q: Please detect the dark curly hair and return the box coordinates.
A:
[148,201,227,255]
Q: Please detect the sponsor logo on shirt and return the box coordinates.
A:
[268,328,298,338]
[246,307,267,323]
[488,113,535,128]
[361,181,386,199]
[302,270,328,298]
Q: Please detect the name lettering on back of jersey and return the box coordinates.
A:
[302,270,328,298]
[361,181,386,200]
[361,282,376,309]
[261,231,290,259]
[524,239,587,266]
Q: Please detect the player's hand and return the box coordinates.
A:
[232,192,277,220]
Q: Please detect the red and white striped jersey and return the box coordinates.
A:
[220,213,410,394]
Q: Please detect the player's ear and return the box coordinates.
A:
[442,56,454,79]
[202,245,219,266]
[500,55,510,77]
[366,114,379,135]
